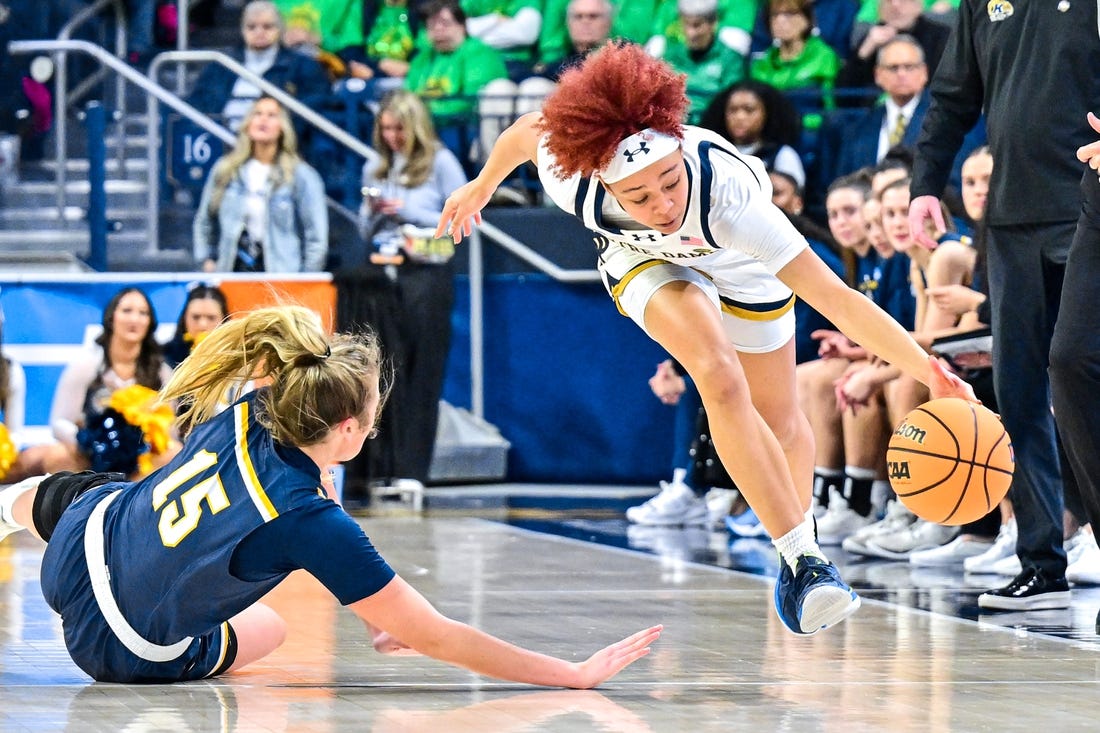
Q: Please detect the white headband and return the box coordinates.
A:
[599,128,681,183]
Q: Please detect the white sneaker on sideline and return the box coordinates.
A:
[625,470,707,526]
[816,486,874,545]
[909,535,993,567]
[862,519,959,560]
[964,519,1017,574]
[1067,532,1100,585]
[704,487,738,528]
[841,501,917,557]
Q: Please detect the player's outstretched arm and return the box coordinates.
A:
[778,248,976,402]
[349,575,662,688]
[436,112,543,243]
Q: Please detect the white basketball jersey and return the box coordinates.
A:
[536,125,807,312]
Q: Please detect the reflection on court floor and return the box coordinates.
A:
[2,511,1100,731]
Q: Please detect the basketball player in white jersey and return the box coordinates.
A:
[437,43,975,635]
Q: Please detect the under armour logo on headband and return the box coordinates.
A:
[600,128,681,183]
[622,141,650,163]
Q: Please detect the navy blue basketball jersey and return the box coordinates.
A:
[85,390,391,643]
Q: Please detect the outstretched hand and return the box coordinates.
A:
[569,625,663,689]
[435,180,494,243]
[926,355,978,402]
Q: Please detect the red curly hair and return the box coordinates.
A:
[538,43,688,179]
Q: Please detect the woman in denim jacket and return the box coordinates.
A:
[193,96,329,273]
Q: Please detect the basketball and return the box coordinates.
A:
[886,398,1014,526]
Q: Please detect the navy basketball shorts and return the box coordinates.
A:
[40,484,236,683]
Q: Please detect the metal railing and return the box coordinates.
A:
[7,40,375,256]
[53,0,128,216]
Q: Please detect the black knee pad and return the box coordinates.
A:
[32,470,127,542]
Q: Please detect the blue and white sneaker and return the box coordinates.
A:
[774,554,861,635]
[724,507,770,539]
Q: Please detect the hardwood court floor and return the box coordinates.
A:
[2,492,1100,731]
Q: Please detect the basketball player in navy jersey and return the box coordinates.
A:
[437,43,976,636]
[0,306,660,684]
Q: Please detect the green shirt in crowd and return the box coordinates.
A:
[365,0,415,62]
[750,35,839,128]
[649,0,758,44]
[274,0,364,52]
[404,36,508,118]
[663,39,746,123]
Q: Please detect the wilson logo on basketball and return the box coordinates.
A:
[892,421,927,444]
[887,461,911,481]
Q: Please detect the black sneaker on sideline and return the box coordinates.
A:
[977,568,1071,611]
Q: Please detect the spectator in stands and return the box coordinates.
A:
[461,0,544,81]
[534,0,614,78]
[698,79,805,194]
[353,0,417,87]
[272,0,365,81]
[650,0,746,124]
[769,169,803,217]
[276,1,364,60]
[545,0,702,59]
[479,0,614,169]
[749,0,841,130]
[161,284,231,369]
[193,96,329,273]
[357,90,467,490]
[838,0,949,91]
[815,35,928,190]
[187,1,331,132]
[9,288,177,482]
[750,0,859,60]
[539,0,633,61]
[404,0,508,120]
[646,0,755,58]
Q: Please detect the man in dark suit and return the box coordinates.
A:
[815,35,928,192]
[186,0,330,131]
